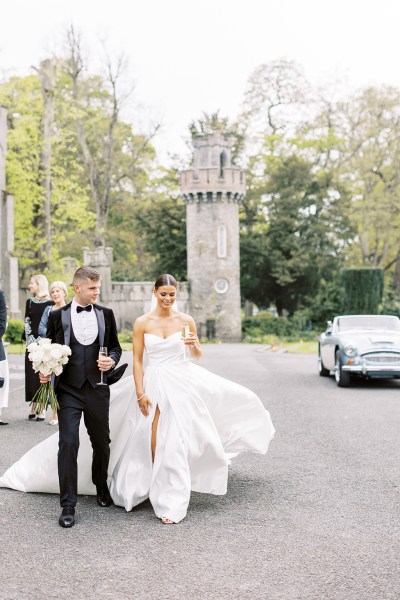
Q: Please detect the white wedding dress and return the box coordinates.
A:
[0,333,275,522]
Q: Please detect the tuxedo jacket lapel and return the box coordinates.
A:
[61,304,72,346]
[94,306,105,347]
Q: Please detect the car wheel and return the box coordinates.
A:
[318,345,330,377]
[334,349,351,387]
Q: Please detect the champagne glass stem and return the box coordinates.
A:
[181,325,190,361]
[98,346,108,385]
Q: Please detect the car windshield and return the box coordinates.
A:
[336,316,400,332]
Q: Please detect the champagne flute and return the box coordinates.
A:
[98,346,108,385]
[181,325,190,361]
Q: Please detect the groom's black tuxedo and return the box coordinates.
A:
[46,302,122,508]
[47,302,122,388]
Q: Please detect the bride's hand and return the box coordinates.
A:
[138,394,152,417]
[183,332,197,347]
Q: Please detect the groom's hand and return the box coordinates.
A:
[39,372,52,384]
[97,356,115,372]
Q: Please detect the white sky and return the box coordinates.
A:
[1,0,400,162]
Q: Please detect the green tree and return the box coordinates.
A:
[0,71,94,281]
[0,35,160,284]
[132,168,187,280]
[338,86,400,273]
[266,156,348,314]
[65,26,159,248]
[238,59,353,315]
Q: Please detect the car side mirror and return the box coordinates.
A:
[326,320,333,335]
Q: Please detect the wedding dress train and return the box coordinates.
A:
[0,333,275,522]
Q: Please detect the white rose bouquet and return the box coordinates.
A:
[27,338,72,412]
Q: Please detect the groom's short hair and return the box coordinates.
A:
[73,266,101,284]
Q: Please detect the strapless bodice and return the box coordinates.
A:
[144,332,186,366]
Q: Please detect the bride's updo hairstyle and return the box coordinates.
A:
[154,274,178,290]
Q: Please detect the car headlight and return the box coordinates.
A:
[344,344,357,357]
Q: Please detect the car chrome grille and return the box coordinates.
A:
[362,353,400,364]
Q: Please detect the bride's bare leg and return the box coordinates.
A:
[151,406,176,524]
[151,405,160,463]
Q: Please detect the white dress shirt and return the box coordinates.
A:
[70,299,98,346]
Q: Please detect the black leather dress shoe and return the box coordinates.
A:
[96,487,113,507]
[59,506,75,528]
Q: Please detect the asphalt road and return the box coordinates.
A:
[1,346,400,600]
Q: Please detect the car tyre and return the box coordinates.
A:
[334,349,351,387]
[318,345,330,377]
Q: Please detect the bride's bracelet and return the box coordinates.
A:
[137,393,145,402]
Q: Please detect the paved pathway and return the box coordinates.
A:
[1,346,400,600]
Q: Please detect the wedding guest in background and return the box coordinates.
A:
[0,289,9,425]
[38,280,68,426]
[24,274,53,421]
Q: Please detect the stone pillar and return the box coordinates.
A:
[0,108,5,192]
[0,106,20,318]
[180,129,245,342]
[82,246,113,303]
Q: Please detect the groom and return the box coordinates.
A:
[42,266,122,528]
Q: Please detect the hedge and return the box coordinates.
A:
[4,319,25,344]
[342,268,384,314]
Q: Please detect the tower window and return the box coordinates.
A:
[219,151,227,178]
[217,225,227,258]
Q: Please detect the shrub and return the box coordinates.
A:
[5,319,25,344]
[118,329,133,344]
[243,313,301,338]
[342,268,384,314]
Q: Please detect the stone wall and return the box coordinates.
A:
[83,246,190,332]
[108,281,190,332]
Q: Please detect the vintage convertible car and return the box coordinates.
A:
[318,315,400,387]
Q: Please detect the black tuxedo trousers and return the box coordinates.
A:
[58,328,110,507]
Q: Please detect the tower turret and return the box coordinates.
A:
[180,129,245,342]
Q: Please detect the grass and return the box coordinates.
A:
[243,334,318,354]
[120,342,132,351]
[279,340,318,354]
[4,343,25,355]
[5,336,318,355]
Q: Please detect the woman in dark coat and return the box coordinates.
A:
[24,274,53,420]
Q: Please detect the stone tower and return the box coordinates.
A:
[180,129,245,342]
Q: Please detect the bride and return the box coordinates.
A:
[0,274,275,524]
